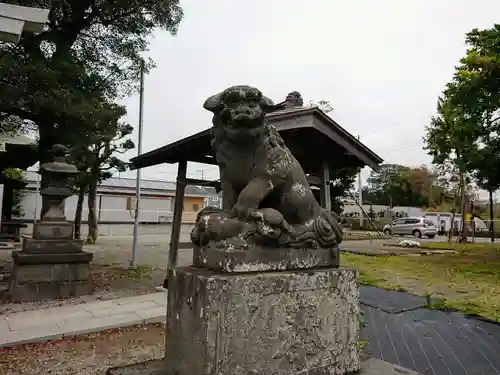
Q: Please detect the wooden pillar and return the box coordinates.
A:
[319,160,331,211]
[0,184,3,228]
[163,160,187,288]
[1,183,14,220]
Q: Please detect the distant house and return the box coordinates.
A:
[18,171,218,224]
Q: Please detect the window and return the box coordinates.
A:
[192,203,199,212]
[404,218,420,224]
[394,219,406,225]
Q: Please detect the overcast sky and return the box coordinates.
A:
[119,0,500,187]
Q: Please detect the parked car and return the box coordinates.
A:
[383,217,437,238]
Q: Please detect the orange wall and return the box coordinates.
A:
[182,196,204,223]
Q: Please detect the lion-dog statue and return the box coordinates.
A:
[190,85,343,250]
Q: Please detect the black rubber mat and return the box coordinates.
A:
[359,285,426,313]
[361,301,500,375]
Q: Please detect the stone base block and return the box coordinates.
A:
[106,357,423,375]
[193,245,339,272]
[9,251,93,302]
[12,251,93,265]
[22,238,84,254]
[9,280,92,302]
[165,266,360,375]
[12,262,90,283]
[33,221,74,240]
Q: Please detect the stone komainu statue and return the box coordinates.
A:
[190,85,342,250]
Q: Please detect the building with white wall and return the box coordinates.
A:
[19,171,218,225]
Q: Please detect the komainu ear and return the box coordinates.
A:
[203,92,224,114]
[260,95,275,113]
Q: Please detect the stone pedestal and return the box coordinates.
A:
[165,265,360,375]
[105,247,424,375]
[33,221,75,240]
[9,222,93,302]
[193,245,340,272]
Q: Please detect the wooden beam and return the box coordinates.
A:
[183,178,219,188]
[188,155,217,165]
[163,160,187,288]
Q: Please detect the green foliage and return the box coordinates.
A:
[348,219,386,232]
[358,311,368,353]
[70,112,135,189]
[11,190,25,217]
[0,117,37,137]
[3,168,26,182]
[2,168,27,217]
[425,25,500,203]
[128,264,154,280]
[329,166,358,214]
[0,0,183,156]
[362,164,452,208]
[69,114,135,245]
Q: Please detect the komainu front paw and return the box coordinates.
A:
[230,202,253,221]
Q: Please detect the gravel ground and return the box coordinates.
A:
[0,232,414,314]
[0,323,165,375]
[0,263,164,314]
[0,234,193,314]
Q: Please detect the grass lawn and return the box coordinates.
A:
[341,241,500,321]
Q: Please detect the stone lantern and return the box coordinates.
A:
[38,144,79,227]
[9,145,93,302]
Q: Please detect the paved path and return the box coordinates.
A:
[0,292,167,348]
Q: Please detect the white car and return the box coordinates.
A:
[383,217,437,238]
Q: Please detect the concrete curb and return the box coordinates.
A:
[0,314,167,349]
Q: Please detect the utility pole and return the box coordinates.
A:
[357,135,363,227]
[131,58,145,268]
[389,196,393,233]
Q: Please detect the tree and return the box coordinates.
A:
[0,117,37,137]
[70,106,135,244]
[364,164,407,205]
[0,0,183,197]
[308,100,333,113]
[451,25,500,242]
[425,96,475,241]
[363,164,441,208]
[329,166,358,215]
[426,25,500,241]
[473,144,500,242]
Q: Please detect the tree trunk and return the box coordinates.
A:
[447,171,463,243]
[489,188,495,243]
[86,182,98,244]
[448,210,456,243]
[458,172,467,243]
[74,185,85,240]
